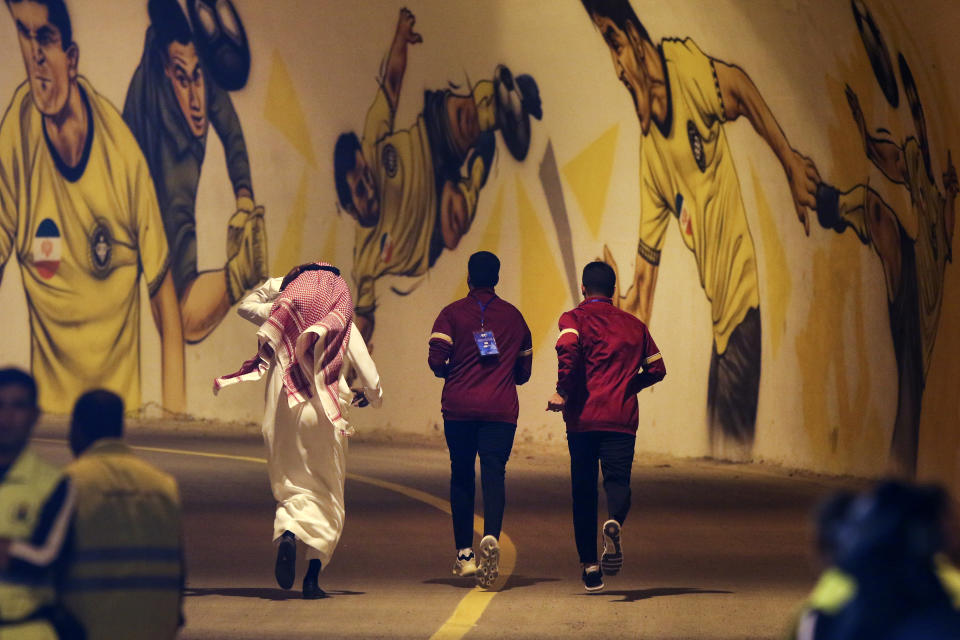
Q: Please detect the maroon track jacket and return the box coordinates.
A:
[428,288,533,423]
[555,297,666,433]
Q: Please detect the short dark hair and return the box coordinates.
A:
[6,0,73,50]
[468,251,500,288]
[148,0,192,60]
[582,261,616,297]
[70,390,123,455]
[334,132,362,210]
[580,0,651,43]
[0,367,38,407]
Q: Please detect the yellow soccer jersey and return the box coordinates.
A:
[0,78,169,413]
[637,38,760,354]
[904,137,948,380]
[352,83,437,313]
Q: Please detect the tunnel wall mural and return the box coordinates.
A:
[1,0,959,486]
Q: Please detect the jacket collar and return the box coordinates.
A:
[579,296,613,307]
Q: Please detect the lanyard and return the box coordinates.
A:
[470,293,497,329]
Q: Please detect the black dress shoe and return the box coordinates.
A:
[275,530,296,590]
[302,575,327,599]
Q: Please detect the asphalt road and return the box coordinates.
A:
[31,422,865,640]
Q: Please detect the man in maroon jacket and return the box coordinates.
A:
[548,261,666,591]
[428,251,532,588]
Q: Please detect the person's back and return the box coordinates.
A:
[559,299,662,433]
[62,391,182,640]
[428,251,532,588]
[432,289,532,423]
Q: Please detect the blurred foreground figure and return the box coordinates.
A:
[0,368,79,638]
[219,263,382,599]
[792,480,960,639]
[64,390,183,639]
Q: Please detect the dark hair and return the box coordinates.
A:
[580,0,651,43]
[148,0,193,60]
[6,0,72,50]
[280,263,341,291]
[468,251,500,288]
[71,389,124,448]
[582,261,616,297]
[815,490,855,561]
[0,367,38,407]
[334,132,362,210]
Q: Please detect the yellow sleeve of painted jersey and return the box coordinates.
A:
[0,86,26,268]
[668,38,726,125]
[637,143,670,264]
[127,134,169,296]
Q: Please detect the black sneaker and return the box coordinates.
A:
[601,519,623,576]
[302,575,327,599]
[582,564,604,592]
[275,530,296,590]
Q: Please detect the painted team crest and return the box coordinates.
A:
[33,218,62,279]
[379,233,394,264]
[382,143,399,178]
[687,120,706,172]
[674,194,693,236]
[89,220,113,278]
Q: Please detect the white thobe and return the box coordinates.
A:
[238,277,383,566]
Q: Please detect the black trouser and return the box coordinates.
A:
[444,420,517,550]
[567,431,636,564]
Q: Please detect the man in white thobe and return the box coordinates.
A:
[218,263,382,598]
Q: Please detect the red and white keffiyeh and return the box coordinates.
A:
[215,264,353,430]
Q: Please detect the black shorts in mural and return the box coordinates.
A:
[888,229,924,475]
[423,89,465,268]
[707,306,761,445]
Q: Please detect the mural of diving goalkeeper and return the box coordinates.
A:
[334,7,542,343]
[123,0,267,343]
[815,53,957,477]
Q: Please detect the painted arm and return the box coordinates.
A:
[603,245,658,325]
[845,85,907,185]
[150,270,186,413]
[382,8,423,111]
[715,60,820,235]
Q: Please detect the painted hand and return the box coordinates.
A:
[784,149,820,236]
[602,245,641,316]
[546,392,565,412]
[944,150,958,198]
[397,7,423,45]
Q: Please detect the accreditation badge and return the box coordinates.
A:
[473,330,500,356]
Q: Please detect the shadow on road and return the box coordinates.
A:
[584,587,733,603]
[184,587,366,600]
[423,575,561,591]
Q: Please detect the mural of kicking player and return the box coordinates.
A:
[333,7,542,344]
[581,0,821,455]
[123,0,267,343]
[0,0,185,413]
[815,55,957,476]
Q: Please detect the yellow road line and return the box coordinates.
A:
[33,437,514,639]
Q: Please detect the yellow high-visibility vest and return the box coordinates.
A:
[0,448,63,640]
[62,440,182,640]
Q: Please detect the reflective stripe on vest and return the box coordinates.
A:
[63,441,182,640]
[0,449,62,623]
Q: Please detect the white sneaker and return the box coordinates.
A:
[601,519,623,575]
[453,549,477,577]
[476,535,500,589]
